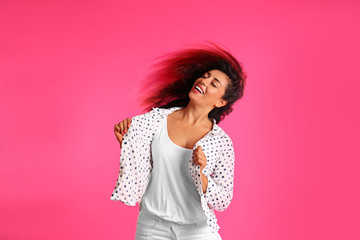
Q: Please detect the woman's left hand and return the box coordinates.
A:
[193,145,207,173]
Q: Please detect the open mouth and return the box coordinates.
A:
[194,85,204,94]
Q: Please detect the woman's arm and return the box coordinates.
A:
[202,136,235,212]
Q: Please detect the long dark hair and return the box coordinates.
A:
[136,41,247,124]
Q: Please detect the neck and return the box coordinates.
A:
[178,102,213,127]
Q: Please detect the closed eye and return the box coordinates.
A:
[202,72,210,78]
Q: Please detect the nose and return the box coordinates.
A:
[200,77,211,86]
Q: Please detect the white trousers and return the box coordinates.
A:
[135,210,222,240]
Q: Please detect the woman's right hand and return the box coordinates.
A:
[114,118,132,147]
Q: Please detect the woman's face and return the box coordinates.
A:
[189,69,230,109]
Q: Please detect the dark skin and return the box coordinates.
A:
[114,69,231,193]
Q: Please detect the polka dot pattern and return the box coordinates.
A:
[110,106,236,234]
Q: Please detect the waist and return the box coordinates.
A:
[138,208,208,228]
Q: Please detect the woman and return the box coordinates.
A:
[111,41,247,240]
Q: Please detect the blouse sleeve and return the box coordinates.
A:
[202,136,235,212]
[110,116,140,205]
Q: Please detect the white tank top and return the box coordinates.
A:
[139,116,208,224]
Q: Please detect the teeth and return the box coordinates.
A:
[195,86,204,94]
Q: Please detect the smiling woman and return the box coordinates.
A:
[112,41,247,240]
[194,70,227,94]
[190,69,231,111]
[135,41,247,124]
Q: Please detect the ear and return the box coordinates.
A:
[215,99,228,108]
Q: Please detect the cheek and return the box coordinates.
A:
[207,89,222,97]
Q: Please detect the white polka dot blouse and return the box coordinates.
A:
[110,106,236,233]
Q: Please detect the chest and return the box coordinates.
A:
[136,114,223,174]
[166,117,212,150]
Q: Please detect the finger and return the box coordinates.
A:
[122,119,127,134]
[114,124,121,133]
[119,121,125,135]
[115,131,123,139]
[114,131,123,144]
[196,160,205,167]
[125,118,131,133]
[194,150,204,158]
[199,158,206,166]
[117,122,122,132]
[195,156,202,163]
[194,147,199,153]
[193,156,201,165]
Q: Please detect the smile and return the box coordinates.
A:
[194,85,204,94]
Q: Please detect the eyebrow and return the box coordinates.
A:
[207,72,222,86]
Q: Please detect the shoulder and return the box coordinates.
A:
[126,108,165,136]
[133,106,183,121]
[130,107,178,131]
[214,125,233,143]
[132,107,166,121]
[214,126,235,153]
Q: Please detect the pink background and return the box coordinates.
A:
[1,0,359,239]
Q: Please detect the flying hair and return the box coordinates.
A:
[135,40,247,124]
